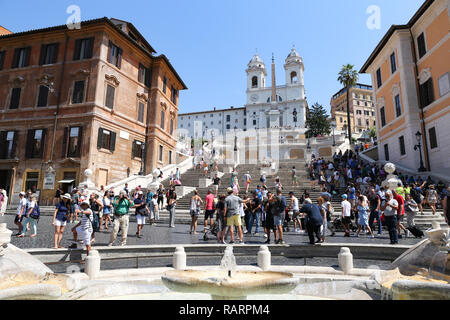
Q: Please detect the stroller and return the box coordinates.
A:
[203,220,220,241]
[332,217,358,233]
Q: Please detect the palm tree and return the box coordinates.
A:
[338,64,359,145]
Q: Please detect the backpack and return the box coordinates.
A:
[30,205,40,220]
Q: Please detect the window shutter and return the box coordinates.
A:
[76,126,83,158]
[0,51,5,70]
[25,130,34,159]
[145,68,151,87]
[110,131,116,152]
[37,86,49,107]
[61,127,69,158]
[0,132,6,159]
[39,44,47,65]
[11,131,18,158]
[132,140,136,159]
[12,48,20,68]
[52,43,60,64]
[107,41,113,63]
[40,129,47,159]
[117,48,122,69]
[138,64,143,83]
[86,37,94,59]
[73,39,82,60]
[97,127,103,149]
[24,47,31,67]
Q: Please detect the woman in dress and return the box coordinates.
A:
[356,195,374,238]
[425,185,439,215]
[52,193,72,249]
[189,190,203,234]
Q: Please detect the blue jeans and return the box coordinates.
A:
[385,215,398,244]
[248,212,260,234]
[21,216,37,235]
[369,209,382,234]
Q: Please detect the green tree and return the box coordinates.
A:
[369,126,377,140]
[338,64,359,145]
[305,102,331,138]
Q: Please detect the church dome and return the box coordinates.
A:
[248,53,265,68]
[286,48,302,63]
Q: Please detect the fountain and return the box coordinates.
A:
[161,246,297,300]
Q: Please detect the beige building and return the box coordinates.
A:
[330,83,376,134]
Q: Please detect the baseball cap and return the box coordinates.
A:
[80,200,90,207]
[341,194,348,199]
[19,192,26,196]
[62,193,71,199]
[304,198,312,204]
[227,187,233,193]
[138,191,144,195]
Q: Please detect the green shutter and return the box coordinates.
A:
[110,131,116,152]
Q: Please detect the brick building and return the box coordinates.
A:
[0,17,187,205]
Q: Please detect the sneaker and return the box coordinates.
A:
[263,234,268,238]
[120,242,126,246]
[264,239,270,244]
[369,235,375,238]
[229,241,235,244]
[279,240,286,245]
[398,234,403,239]
[239,241,245,245]
[108,243,113,247]
[243,230,248,234]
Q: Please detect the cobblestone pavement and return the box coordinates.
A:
[1,213,422,249]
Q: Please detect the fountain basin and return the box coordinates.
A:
[162,270,297,300]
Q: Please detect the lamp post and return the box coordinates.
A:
[331,120,336,146]
[414,131,427,172]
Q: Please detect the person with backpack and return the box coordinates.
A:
[18,194,39,238]
[52,193,72,249]
[272,189,287,244]
[134,191,148,238]
[70,200,94,255]
[109,190,132,247]
[299,198,324,245]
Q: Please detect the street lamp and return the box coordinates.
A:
[331,120,336,146]
[414,131,427,172]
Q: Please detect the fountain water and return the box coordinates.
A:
[220,246,236,278]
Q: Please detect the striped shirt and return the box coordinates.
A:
[81,209,93,232]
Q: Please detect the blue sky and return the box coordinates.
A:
[0,0,424,114]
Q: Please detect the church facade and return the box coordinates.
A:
[178,48,308,140]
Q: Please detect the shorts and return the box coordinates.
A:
[273,215,284,226]
[292,210,300,219]
[205,210,215,220]
[397,214,404,222]
[14,215,24,223]
[73,204,80,212]
[136,214,146,225]
[292,176,297,181]
[190,209,199,217]
[260,178,266,183]
[342,216,352,225]
[213,184,219,191]
[54,219,67,227]
[76,226,92,246]
[226,214,242,227]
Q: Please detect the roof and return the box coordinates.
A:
[331,83,373,101]
[179,107,245,117]
[0,17,187,90]
[360,0,435,73]
[0,25,12,35]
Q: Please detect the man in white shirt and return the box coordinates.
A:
[341,194,352,237]
[381,190,399,244]
[14,192,27,235]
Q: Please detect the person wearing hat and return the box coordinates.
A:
[133,190,149,238]
[340,194,352,237]
[71,200,93,254]
[425,184,439,215]
[52,193,72,249]
[14,192,27,236]
[109,190,132,246]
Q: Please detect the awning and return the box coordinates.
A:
[58,179,75,184]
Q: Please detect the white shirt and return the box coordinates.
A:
[347,169,352,179]
[291,197,299,211]
[17,198,27,215]
[244,174,251,182]
[341,200,351,217]
[328,163,334,170]
[383,199,398,217]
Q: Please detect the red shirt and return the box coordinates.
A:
[205,194,215,211]
[394,194,405,215]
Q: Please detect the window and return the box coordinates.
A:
[357,118,362,126]
[97,128,116,152]
[25,172,39,192]
[63,126,83,158]
[438,73,449,97]
[376,68,382,88]
[429,127,438,149]
[37,85,49,107]
[73,38,94,60]
[169,150,172,165]
[252,76,258,88]
[244,118,247,126]
[170,119,174,135]
[356,110,362,115]
[9,88,21,109]
[380,107,386,127]
[384,144,390,161]
[0,131,17,159]
[107,41,122,68]
[160,110,165,129]
[39,43,59,65]
[226,124,230,130]
[291,72,298,84]
[253,120,257,126]
[132,140,144,159]
[159,145,163,162]
[163,76,167,93]
[419,78,434,108]
[0,51,6,70]
[72,80,85,104]
[12,47,31,68]
[138,63,151,87]
[26,129,47,159]
[417,33,426,59]
[226,115,231,122]
[366,119,369,126]
[399,136,406,156]
[105,84,115,109]
[138,102,145,123]
[394,94,402,117]
[364,111,370,116]
[171,86,177,104]
[390,52,396,74]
